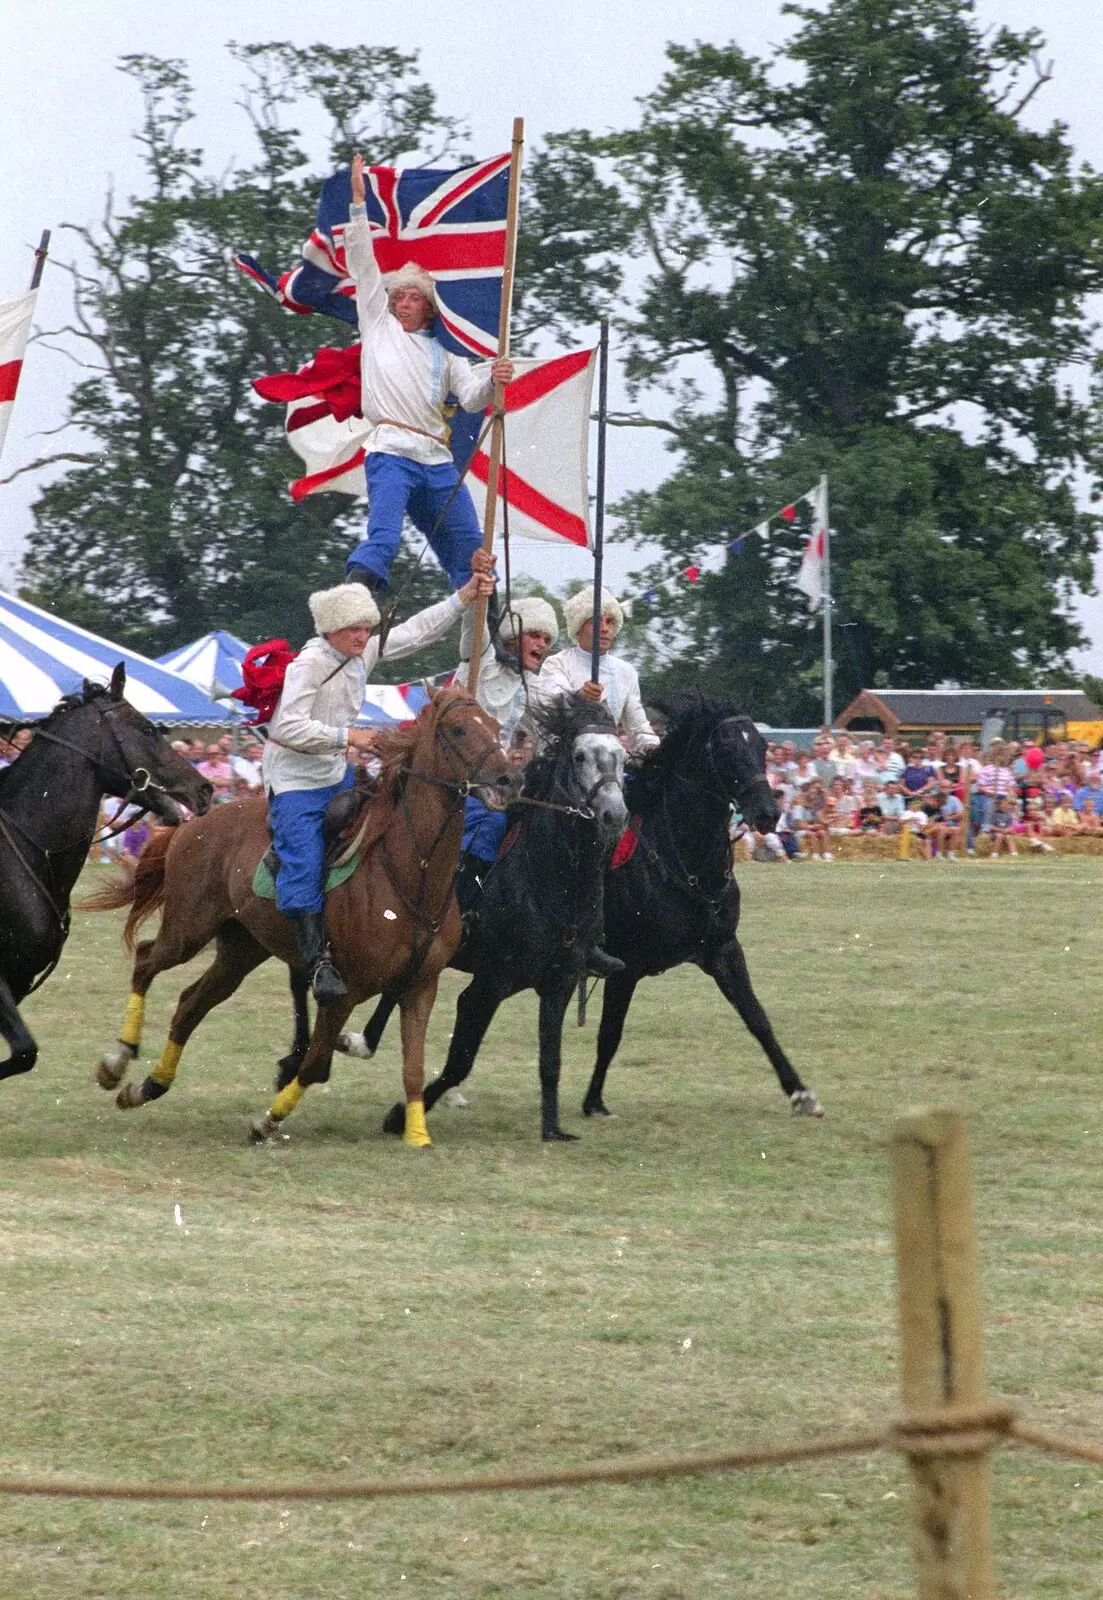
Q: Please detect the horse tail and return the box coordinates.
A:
[80,827,175,950]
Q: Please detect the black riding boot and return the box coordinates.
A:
[345,563,389,597]
[585,943,626,979]
[289,910,348,1006]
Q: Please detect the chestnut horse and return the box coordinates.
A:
[89,687,514,1145]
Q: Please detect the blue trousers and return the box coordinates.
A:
[462,795,509,862]
[268,768,356,915]
[347,453,483,589]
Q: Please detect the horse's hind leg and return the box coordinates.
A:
[116,924,270,1110]
[0,976,37,1082]
[706,937,824,1117]
[538,984,578,1143]
[98,923,217,1091]
[581,971,637,1118]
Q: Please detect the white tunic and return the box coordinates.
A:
[345,203,495,466]
[538,645,659,755]
[466,645,555,748]
[262,594,463,794]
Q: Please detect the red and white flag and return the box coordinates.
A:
[795,476,828,610]
[0,290,38,462]
[276,348,598,548]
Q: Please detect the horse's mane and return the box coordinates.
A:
[342,684,474,854]
[629,692,747,812]
[521,693,617,801]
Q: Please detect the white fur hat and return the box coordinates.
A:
[499,596,559,645]
[386,260,439,313]
[309,583,380,636]
[563,585,624,643]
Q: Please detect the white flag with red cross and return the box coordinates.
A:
[0,289,38,463]
[795,476,829,610]
[279,348,598,548]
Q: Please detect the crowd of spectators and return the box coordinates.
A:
[740,730,1103,862]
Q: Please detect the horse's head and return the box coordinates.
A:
[708,714,779,834]
[87,663,213,823]
[532,694,629,848]
[419,684,517,804]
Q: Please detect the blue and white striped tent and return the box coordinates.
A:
[0,591,233,724]
[158,627,409,726]
[157,630,249,697]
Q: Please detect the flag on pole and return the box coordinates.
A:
[0,289,38,462]
[235,155,511,359]
[796,477,828,610]
[264,349,598,548]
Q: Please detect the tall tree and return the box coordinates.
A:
[522,0,1103,719]
[16,46,465,657]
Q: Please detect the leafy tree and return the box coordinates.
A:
[16,46,465,658]
[523,0,1103,720]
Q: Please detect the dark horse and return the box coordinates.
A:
[0,664,211,1079]
[580,695,823,1120]
[323,693,629,1141]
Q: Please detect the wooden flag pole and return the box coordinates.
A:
[578,319,610,1029]
[466,119,525,694]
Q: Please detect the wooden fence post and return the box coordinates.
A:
[891,1109,996,1600]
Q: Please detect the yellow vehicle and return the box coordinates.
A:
[980,706,1103,750]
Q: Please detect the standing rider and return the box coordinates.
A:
[263,568,494,1006]
[541,585,660,756]
[342,151,514,596]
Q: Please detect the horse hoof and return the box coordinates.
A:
[0,1049,36,1081]
[402,1130,433,1149]
[115,1081,147,1110]
[440,1087,470,1109]
[250,1113,281,1144]
[381,1103,405,1137]
[583,1100,614,1118]
[335,1031,374,1060]
[542,1126,581,1143]
[97,1043,136,1090]
[790,1089,825,1118]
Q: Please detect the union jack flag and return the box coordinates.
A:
[235,154,511,359]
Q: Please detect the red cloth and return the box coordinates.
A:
[1024,747,1045,770]
[610,819,642,870]
[253,345,363,424]
[230,639,299,726]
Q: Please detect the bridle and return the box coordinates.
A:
[0,698,185,981]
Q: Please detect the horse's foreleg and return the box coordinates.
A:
[581,971,637,1117]
[539,984,578,1143]
[706,937,824,1117]
[276,968,312,1091]
[397,975,440,1148]
[118,927,269,1110]
[383,973,502,1136]
[0,975,37,1082]
[252,997,353,1142]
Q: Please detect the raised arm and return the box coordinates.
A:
[344,152,388,329]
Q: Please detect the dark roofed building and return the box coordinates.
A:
[835,688,1101,737]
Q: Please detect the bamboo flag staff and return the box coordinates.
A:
[466,120,525,693]
[0,228,50,468]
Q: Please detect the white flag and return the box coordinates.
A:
[796,477,828,610]
[0,289,38,462]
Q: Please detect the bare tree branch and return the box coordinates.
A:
[0,451,100,486]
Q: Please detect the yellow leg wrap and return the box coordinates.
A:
[119,992,145,1049]
[403,1100,432,1149]
[149,1039,183,1088]
[270,1078,306,1122]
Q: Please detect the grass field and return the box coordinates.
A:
[1,858,1101,1598]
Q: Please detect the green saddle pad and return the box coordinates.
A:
[252,851,360,902]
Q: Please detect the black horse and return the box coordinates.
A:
[316,694,629,1141]
[0,666,211,1079]
[580,695,823,1120]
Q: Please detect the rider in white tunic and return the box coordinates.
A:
[540,585,659,756]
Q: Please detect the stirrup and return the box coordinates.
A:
[311,957,348,1007]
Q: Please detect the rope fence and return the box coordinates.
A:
[0,1407,1099,1504]
[4,1111,1100,1596]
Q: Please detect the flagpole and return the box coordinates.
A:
[589,318,609,683]
[821,473,833,728]
[30,229,51,292]
[467,119,524,694]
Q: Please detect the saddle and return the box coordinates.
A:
[258,770,380,895]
